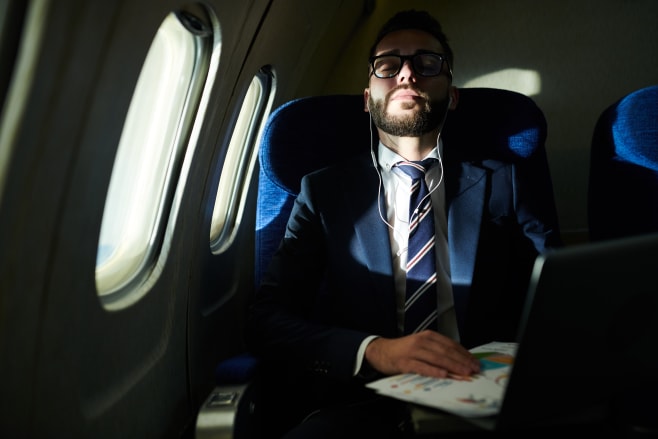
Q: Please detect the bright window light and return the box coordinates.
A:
[210,69,275,254]
[96,10,213,305]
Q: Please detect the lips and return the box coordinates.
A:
[392,90,420,100]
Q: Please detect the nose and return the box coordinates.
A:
[398,58,416,82]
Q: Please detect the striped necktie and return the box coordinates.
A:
[396,159,439,335]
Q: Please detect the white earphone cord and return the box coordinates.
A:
[369,104,449,234]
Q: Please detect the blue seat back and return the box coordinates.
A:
[255,88,553,287]
[588,85,658,241]
[255,94,371,286]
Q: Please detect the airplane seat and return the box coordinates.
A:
[586,85,658,434]
[588,84,658,242]
[196,89,559,438]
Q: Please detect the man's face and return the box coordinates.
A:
[365,29,453,137]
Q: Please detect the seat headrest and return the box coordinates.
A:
[259,88,547,196]
[442,87,546,162]
[259,94,371,196]
[603,84,658,171]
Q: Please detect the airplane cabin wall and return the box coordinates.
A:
[0,0,266,437]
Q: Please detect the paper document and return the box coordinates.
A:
[366,341,517,418]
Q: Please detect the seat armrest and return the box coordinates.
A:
[196,353,261,439]
[196,384,251,439]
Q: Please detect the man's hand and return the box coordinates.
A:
[364,330,480,378]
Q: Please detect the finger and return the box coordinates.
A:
[413,331,480,374]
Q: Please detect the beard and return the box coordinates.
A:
[368,86,449,137]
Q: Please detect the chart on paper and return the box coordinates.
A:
[366,341,517,418]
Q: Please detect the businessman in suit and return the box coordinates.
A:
[246,9,561,438]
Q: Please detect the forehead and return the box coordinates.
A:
[374,29,443,56]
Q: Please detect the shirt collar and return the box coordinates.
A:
[377,140,443,171]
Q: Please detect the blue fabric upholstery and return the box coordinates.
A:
[588,85,658,241]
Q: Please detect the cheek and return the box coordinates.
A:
[368,82,392,101]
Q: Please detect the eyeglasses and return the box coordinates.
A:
[369,53,451,79]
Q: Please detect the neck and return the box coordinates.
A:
[377,129,440,161]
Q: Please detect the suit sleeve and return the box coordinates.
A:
[245,173,370,381]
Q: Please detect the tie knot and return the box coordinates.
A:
[396,158,436,180]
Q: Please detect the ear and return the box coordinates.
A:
[363,89,370,112]
[449,86,459,110]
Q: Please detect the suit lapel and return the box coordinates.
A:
[445,161,487,286]
[345,155,396,318]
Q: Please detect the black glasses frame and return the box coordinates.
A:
[369,53,452,79]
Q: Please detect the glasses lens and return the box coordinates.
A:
[372,54,446,78]
[372,56,401,78]
[413,54,444,76]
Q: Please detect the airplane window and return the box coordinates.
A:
[96,9,214,307]
[209,68,275,254]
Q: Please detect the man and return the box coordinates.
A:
[246,9,561,438]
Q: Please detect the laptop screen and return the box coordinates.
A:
[496,232,658,431]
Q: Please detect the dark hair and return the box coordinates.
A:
[369,10,454,69]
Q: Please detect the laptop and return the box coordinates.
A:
[414,232,658,434]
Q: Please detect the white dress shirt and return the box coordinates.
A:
[354,141,459,376]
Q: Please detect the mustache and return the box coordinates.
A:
[385,84,431,102]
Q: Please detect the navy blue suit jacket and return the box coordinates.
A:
[247,147,561,397]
